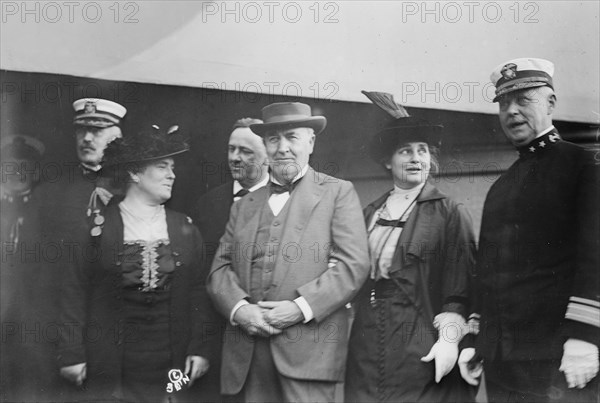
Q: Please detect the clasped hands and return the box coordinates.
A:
[234,300,304,337]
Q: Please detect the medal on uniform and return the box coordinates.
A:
[94,214,105,225]
[90,208,104,236]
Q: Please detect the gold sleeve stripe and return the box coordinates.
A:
[569,296,600,308]
[565,302,600,328]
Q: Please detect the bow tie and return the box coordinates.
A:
[376,218,405,228]
[269,180,299,195]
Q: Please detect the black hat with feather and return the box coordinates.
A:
[362,91,443,162]
[103,124,189,168]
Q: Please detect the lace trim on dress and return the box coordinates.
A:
[124,238,170,292]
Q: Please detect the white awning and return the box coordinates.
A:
[2,1,598,122]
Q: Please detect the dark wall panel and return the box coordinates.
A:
[2,70,596,235]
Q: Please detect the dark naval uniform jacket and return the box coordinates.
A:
[474,129,600,362]
[38,163,120,241]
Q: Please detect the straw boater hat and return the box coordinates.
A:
[72,98,127,128]
[250,102,327,135]
[362,91,443,162]
[490,57,554,102]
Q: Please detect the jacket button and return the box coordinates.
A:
[175,261,182,267]
[173,251,180,257]
[273,222,280,226]
[115,261,121,266]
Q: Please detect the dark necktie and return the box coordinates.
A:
[234,188,250,198]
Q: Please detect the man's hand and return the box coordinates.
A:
[457,348,483,386]
[60,362,87,386]
[258,300,304,329]
[233,304,282,337]
[184,355,209,387]
[559,338,599,389]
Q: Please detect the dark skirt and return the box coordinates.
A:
[345,280,474,403]
[120,288,172,402]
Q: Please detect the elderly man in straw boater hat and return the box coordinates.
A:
[208,102,370,402]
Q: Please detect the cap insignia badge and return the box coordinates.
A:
[501,63,517,80]
[84,101,97,114]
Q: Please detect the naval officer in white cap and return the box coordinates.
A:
[35,98,127,393]
[39,98,127,240]
[459,58,599,402]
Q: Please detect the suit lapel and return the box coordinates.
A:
[272,167,325,288]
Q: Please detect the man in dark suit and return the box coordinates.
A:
[207,102,370,402]
[191,117,268,401]
[192,117,268,266]
[459,58,599,402]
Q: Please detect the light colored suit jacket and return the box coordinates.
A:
[208,167,369,394]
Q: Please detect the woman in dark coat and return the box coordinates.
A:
[345,93,477,402]
[58,127,218,402]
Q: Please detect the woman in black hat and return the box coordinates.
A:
[345,93,477,402]
[57,127,217,402]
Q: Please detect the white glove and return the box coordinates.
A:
[457,347,483,386]
[559,338,599,389]
[420,312,467,383]
[60,362,87,386]
[421,339,459,382]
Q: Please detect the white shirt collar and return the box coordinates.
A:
[232,175,269,196]
[536,125,555,139]
[391,182,425,197]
